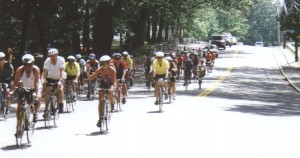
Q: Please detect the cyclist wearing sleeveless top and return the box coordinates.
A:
[75,54,86,93]
[165,56,177,100]
[0,48,13,115]
[65,55,80,100]
[11,54,42,123]
[152,52,169,105]
[85,53,100,98]
[87,55,116,127]
[111,53,128,104]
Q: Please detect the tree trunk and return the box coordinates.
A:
[93,2,114,56]
[19,0,31,55]
[132,7,147,49]
[146,18,151,43]
[157,18,165,43]
[151,17,158,44]
[165,20,169,41]
[32,0,48,60]
[83,0,91,54]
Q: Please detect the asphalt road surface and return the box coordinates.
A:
[1,45,300,158]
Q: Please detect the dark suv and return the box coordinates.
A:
[210,35,226,50]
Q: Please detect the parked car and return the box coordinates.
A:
[255,41,264,47]
[210,35,226,50]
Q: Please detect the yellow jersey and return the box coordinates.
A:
[122,57,133,69]
[65,62,80,76]
[152,58,169,75]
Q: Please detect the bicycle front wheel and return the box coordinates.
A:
[159,87,163,112]
[16,110,26,147]
[99,99,107,134]
[44,100,51,128]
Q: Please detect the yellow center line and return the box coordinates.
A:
[197,50,239,97]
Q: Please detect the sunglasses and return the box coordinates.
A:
[24,63,33,67]
[69,60,75,62]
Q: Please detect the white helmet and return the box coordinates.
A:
[48,48,58,56]
[165,56,172,61]
[75,54,82,59]
[67,55,76,60]
[156,51,164,57]
[99,55,111,62]
[22,54,35,64]
[122,51,129,56]
[0,52,5,58]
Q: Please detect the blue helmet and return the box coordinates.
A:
[88,53,96,59]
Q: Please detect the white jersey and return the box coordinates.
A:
[43,56,65,80]
[20,66,41,89]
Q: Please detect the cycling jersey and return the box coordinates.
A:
[177,57,183,64]
[152,58,169,75]
[65,62,80,76]
[99,66,116,88]
[86,60,100,74]
[113,61,127,79]
[122,57,133,69]
[184,60,193,71]
[43,56,65,80]
[205,53,213,61]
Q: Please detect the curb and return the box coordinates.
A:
[275,46,300,93]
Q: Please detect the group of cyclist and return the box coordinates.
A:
[0,48,136,130]
[0,45,216,135]
[144,46,217,104]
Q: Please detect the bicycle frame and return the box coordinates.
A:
[65,80,75,112]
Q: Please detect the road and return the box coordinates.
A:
[1,45,300,158]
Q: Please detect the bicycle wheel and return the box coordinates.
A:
[25,112,34,144]
[99,99,107,134]
[198,78,202,89]
[51,96,58,127]
[44,100,51,128]
[16,108,26,147]
[168,86,172,103]
[159,87,163,112]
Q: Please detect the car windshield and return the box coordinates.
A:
[212,36,222,40]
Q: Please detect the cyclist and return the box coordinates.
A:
[152,51,169,105]
[205,51,213,72]
[75,54,86,93]
[183,57,193,86]
[65,55,80,100]
[191,52,200,80]
[85,53,100,99]
[0,48,14,115]
[111,53,127,104]
[87,55,116,127]
[176,54,183,77]
[144,55,152,87]
[130,55,136,78]
[41,48,65,113]
[165,56,177,100]
[121,51,133,87]
[11,54,42,123]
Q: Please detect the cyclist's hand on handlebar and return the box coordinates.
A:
[121,78,125,83]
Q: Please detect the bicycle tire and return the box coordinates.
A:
[25,112,33,144]
[44,100,51,128]
[51,96,58,127]
[99,99,107,134]
[16,108,26,147]
[159,87,163,112]
[198,78,202,89]
[168,86,172,103]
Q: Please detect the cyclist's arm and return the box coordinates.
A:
[11,66,22,91]
[7,48,13,64]
[33,66,41,94]
[172,62,177,72]
[75,63,80,80]
[87,68,100,81]
[41,69,48,83]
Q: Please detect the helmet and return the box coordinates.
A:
[99,55,111,62]
[122,51,129,56]
[158,78,165,86]
[67,55,76,61]
[48,48,58,56]
[22,54,35,64]
[165,56,172,61]
[75,54,82,59]
[0,52,5,58]
[112,53,122,60]
[155,51,164,57]
[88,53,96,59]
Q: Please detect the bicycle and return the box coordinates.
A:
[0,83,8,119]
[183,70,191,91]
[156,78,165,112]
[115,79,125,112]
[197,65,206,89]
[87,79,96,100]
[44,82,59,128]
[65,80,75,112]
[168,72,176,103]
[206,61,212,73]
[98,88,112,134]
[14,86,36,148]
